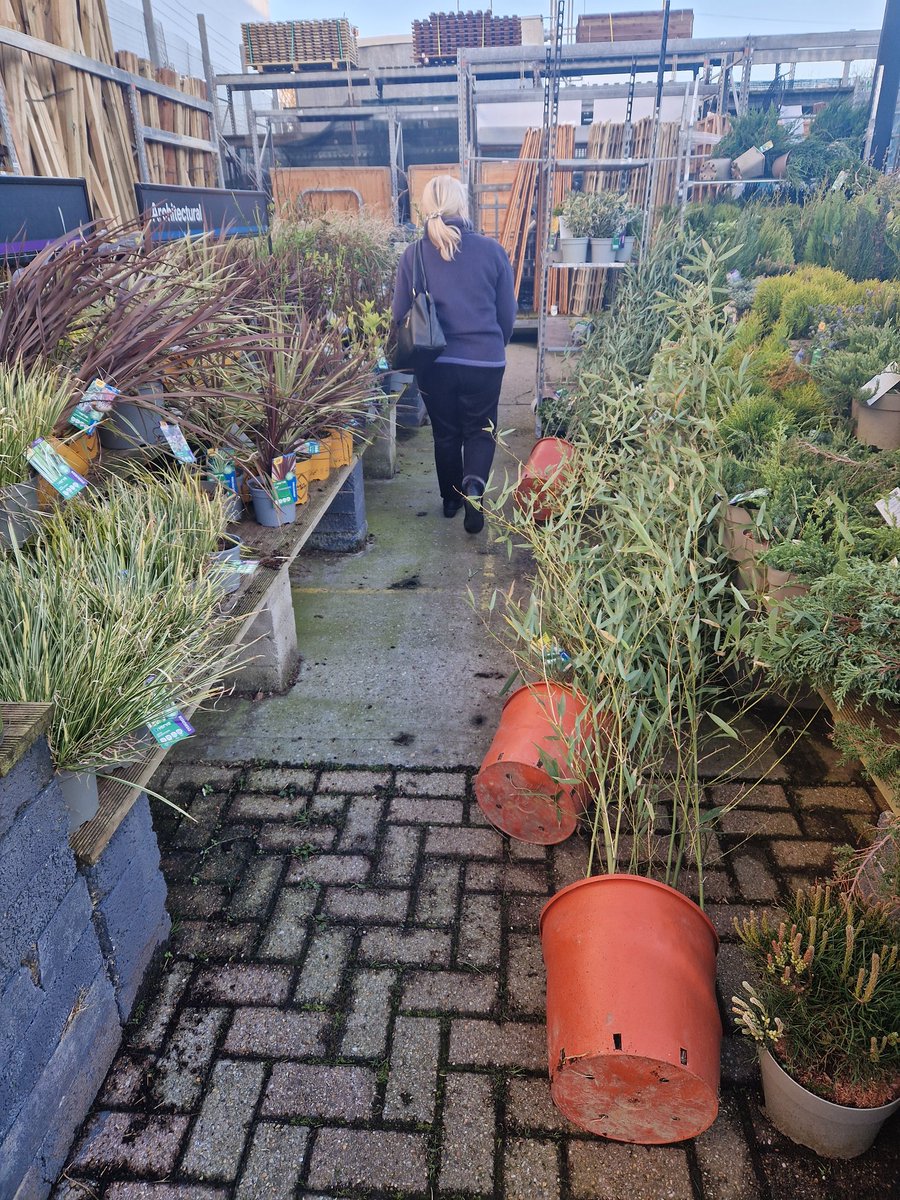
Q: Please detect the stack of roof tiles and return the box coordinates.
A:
[411,11,522,64]
[241,19,359,69]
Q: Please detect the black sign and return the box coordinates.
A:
[135,183,269,241]
[0,176,92,258]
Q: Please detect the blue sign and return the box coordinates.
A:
[0,176,91,258]
[135,183,269,241]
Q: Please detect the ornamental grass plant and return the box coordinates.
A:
[733,882,900,1107]
[0,360,74,489]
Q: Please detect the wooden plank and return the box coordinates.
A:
[272,166,393,219]
[70,458,358,866]
[407,162,459,222]
[0,703,53,778]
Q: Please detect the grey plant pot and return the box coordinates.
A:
[589,237,616,265]
[201,476,245,522]
[209,541,243,595]
[56,768,100,833]
[759,1048,900,1159]
[99,384,166,451]
[248,479,296,528]
[0,477,40,549]
[558,237,589,264]
[615,235,636,263]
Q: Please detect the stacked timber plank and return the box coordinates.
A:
[500,126,574,301]
[576,10,694,43]
[241,19,358,70]
[412,11,522,64]
[0,0,217,220]
[583,117,681,211]
[116,52,217,190]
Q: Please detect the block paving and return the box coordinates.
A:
[56,721,900,1199]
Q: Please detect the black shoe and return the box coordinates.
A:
[463,481,485,534]
[443,496,463,518]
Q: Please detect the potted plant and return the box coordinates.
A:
[0,360,74,546]
[583,192,631,265]
[557,192,593,264]
[0,473,243,829]
[732,880,900,1158]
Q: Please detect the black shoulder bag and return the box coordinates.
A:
[392,238,446,372]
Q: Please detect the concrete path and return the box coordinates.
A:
[55,344,900,1200]
[182,342,537,767]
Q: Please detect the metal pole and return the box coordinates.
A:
[142,0,162,69]
[641,0,671,254]
[0,74,23,175]
[197,15,226,189]
[388,108,400,225]
[869,0,900,169]
[126,83,151,183]
[240,43,263,190]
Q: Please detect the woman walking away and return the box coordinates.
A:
[392,175,516,534]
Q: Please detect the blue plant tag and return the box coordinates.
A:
[159,422,196,464]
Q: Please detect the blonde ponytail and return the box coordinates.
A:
[421,175,469,262]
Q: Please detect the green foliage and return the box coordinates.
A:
[733,883,900,1106]
[749,561,900,709]
[0,360,75,488]
[716,104,796,161]
[559,190,639,238]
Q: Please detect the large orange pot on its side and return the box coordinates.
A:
[515,437,576,522]
[474,682,589,845]
[540,874,721,1144]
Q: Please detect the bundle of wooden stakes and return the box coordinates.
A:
[0,0,218,221]
[500,126,574,302]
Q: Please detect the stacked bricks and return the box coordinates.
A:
[0,736,121,1197]
[307,459,368,552]
[56,722,900,1197]
[241,19,359,70]
[412,11,523,65]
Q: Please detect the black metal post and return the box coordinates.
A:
[870,0,900,169]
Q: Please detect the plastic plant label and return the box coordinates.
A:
[26,438,88,499]
[147,708,195,748]
[70,379,118,431]
[272,476,296,507]
[299,439,320,456]
[876,488,900,528]
[160,422,196,464]
[376,353,390,371]
[219,559,259,575]
[612,233,623,251]
[207,450,237,492]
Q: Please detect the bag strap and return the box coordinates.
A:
[412,238,428,297]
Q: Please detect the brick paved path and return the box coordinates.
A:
[56,731,900,1200]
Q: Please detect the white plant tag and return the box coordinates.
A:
[875,488,900,528]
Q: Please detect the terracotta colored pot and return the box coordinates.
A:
[515,438,576,523]
[720,504,768,592]
[540,874,721,1143]
[766,565,810,604]
[855,391,900,451]
[475,682,590,845]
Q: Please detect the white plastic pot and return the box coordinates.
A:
[759,1049,900,1159]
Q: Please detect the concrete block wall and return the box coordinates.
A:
[0,729,170,1198]
[308,459,369,551]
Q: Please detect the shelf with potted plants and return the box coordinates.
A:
[480,255,802,1144]
[0,213,394,859]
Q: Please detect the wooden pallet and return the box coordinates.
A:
[69,458,358,867]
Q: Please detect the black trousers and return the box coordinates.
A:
[415,362,505,500]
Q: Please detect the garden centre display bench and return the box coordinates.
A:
[70,456,360,871]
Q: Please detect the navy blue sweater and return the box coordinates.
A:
[392,219,517,367]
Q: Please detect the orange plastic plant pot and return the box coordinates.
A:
[293,469,309,505]
[325,427,353,467]
[307,448,332,482]
[514,437,575,522]
[474,682,589,845]
[36,436,91,509]
[540,874,721,1144]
